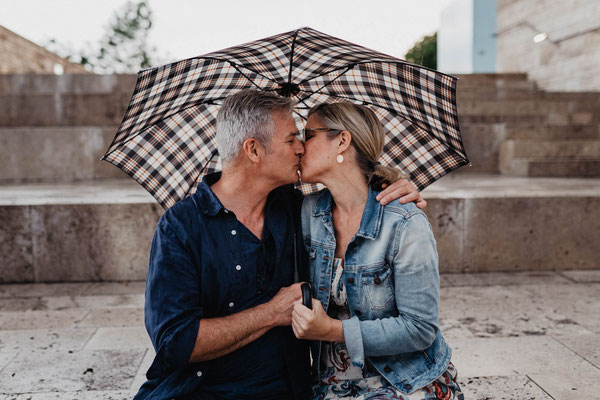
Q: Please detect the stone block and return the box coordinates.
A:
[464,197,600,271]
[30,203,161,281]
[458,375,552,399]
[84,327,151,350]
[0,309,88,330]
[554,333,600,369]
[130,348,155,392]
[3,391,135,400]
[75,308,144,328]
[0,349,144,393]
[0,206,34,282]
[440,284,592,338]
[423,198,466,272]
[526,283,600,333]
[0,328,95,352]
[559,269,600,283]
[453,123,505,174]
[527,159,600,177]
[82,281,145,296]
[0,283,91,298]
[0,127,123,182]
[443,271,572,287]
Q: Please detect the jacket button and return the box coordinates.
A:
[374,274,382,285]
[347,278,355,284]
[384,365,392,373]
[404,383,412,391]
[354,309,362,316]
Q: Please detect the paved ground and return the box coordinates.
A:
[0,270,598,399]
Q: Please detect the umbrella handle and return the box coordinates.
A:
[301,282,312,310]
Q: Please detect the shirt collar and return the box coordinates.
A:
[313,186,383,240]
[194,172,227,216]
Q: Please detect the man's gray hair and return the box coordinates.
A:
[215,89,294,163]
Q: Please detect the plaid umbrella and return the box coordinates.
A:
[102,27,469,209]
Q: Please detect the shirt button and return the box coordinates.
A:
[235,265,242,271]
[355,309,362,316]
[231,230,237,235]
[347,278,355,284]
[384,365,392,373]
[228,302,234,308]
[196,370,203,377]
[404,383,412,391]
[224,209,229,213]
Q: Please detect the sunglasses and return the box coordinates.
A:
[294,128,343,142]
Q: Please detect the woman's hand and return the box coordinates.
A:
[291,299,344,342]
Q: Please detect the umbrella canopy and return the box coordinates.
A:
[103,27,469,209]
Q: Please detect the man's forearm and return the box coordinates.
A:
[189,302,275,362]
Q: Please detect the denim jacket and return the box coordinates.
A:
[301,187,452,394]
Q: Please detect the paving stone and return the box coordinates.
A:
[443,271,572,286]
[0,283,91,299]
[82,281,145,296]
[0,329,95,352]
[2,391,134,399]
[526,283,600,333]
[72,295,144,309]
[448,336,598,378]
[0,351,18,372]
[129,348,155,392]
[0,207,34,282]
[0,349,144,393]
[458,375,552,399]
[554,333,600,369]
[0,310,89,330]
[440,285,592,338]
[529,370,600,400]
[75,309,144,328]
[84,327,151,350]
[559,269,600,283]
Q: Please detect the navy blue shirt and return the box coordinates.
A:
[135,173,311,400]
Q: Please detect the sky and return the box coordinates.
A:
[1,0,454,67]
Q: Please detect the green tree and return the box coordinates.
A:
[404,32,437,70]
[46,0,157,73]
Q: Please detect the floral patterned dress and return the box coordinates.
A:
[311,259,464,400]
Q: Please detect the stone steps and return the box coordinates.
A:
[0,127,125,182]
[499,140,600,176]
[1,175,599,283]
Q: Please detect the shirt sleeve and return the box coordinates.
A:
[343,212,440,367]
[144,213,204,379]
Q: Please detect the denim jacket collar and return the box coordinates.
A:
[312,186,383,240]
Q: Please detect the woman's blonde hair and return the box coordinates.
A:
[307,102,406,189]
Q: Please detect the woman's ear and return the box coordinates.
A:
[242,138,262,163]
[338,130,352,153]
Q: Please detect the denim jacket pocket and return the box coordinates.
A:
[360,264,394,310]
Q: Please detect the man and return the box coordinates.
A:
[135,90,424,399]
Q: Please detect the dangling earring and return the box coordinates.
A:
[336,154,344,164]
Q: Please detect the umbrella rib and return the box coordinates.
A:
[287,29,300,85]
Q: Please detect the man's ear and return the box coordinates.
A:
[242,138,262,164]
[338,130,352,153]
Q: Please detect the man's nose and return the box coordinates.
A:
[294,138,305,156]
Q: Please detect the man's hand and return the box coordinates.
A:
[267,282,303,326]
[376,178,427,209]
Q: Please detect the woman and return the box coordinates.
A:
[291,103,463,400]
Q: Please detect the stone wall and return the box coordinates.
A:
[0,25,89,74]
[496,0,600,91]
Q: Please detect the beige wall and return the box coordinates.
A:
[0,25,90,74]
[496,0,600,91]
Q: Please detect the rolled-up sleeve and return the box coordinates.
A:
[344,213,440,367]
[144,215,204,379]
